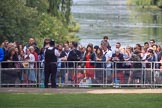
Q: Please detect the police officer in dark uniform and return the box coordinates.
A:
[44,40,60,88]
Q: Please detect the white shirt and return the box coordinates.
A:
[23,46,27,54]
[44,47,60,57]
[25,53,35,68]
[103,49,112,68]
[65,51,70,57]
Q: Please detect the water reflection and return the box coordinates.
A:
[72,0,162,47]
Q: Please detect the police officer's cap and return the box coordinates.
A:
[50,39,55,46]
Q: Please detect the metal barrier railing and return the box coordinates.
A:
[0,61,162,88]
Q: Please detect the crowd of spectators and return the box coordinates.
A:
[0,36,162,86]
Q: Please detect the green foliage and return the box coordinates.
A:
[48,0,61,17]
[135,0,152,5]
[36,13,68,43]
[26,0,49,13]
[127,0,162,7]
[68,16,80,32]
[0,0,38,43]
[157,0,162,6]
[48,0,72,24]
[63,0,72,24]
[0,0,80,46]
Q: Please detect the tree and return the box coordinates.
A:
[26,0,49,13]
[128,0,162,8]
[0,0,80,45]
[0,0,38,43]
[36,13,68,43]
[48,0,72,24]
[61,0,72,24]
[48,0,60,16]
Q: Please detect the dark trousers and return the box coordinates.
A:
[44,63,57,88]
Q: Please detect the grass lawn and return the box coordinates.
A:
[0,93,162,108]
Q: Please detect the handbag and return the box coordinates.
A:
[22,61,29,68]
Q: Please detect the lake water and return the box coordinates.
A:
[71,0,162,48]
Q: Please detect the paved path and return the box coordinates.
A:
[1,88,162,94]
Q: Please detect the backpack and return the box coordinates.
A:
[131,54,142,68]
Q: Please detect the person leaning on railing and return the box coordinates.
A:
[112,49,124,84]
[24,48,36,85]
[95,47,103,68]
[58,44,70,84]
[101,40,112,84]
[144,48,158,84]
[145,49,157,68]
[5,47,19,84]
[95,47,104,83]
[82,44,96,79]
[67,41,81,68]
[67,41,81,83]
[120,46,132,84]
[130,49,142,85]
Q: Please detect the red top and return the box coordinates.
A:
[85,54,94,78]
[85,54,94,68]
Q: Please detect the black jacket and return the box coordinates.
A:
[67,49,81,67]
[112,53,124,68]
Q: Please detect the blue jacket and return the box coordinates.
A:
[0,48,4,62]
